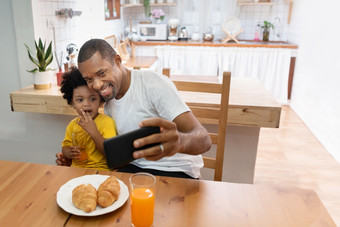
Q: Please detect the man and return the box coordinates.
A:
[58,39,211,179]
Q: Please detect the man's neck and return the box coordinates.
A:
[115,67,131,100]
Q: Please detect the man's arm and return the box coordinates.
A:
[132,111,212,161]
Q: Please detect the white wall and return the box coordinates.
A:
[0,0,124,165]
[289,0,340,161]
[31,0,124,70]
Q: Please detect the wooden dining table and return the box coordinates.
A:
[0,160,335,226]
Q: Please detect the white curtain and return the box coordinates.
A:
[219,47,291,103]
[156,46,219,76]
[156,46,291,103]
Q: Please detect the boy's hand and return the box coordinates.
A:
[77,109,98,136]
[61,146,81,160]
[56,152,72,166]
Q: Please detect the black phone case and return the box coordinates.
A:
[104,126,160,169]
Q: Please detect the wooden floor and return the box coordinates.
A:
[255,105,340,225]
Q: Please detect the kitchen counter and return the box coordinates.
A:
[132,40,298,49]
[10,77,280,128]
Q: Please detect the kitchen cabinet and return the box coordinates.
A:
[105,0,121,20]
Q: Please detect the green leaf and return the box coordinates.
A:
[25,44,39,64]
[45,53,53,68]
[35,41,42,61]
[27,51,39,67]
[38,38,44,53]
[143,0,150,17]
[262,20,274,30]
[44,41,52,62]
[27,68,38,73]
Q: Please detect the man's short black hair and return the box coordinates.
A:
[60,67,104,105]
[78,39,116,65]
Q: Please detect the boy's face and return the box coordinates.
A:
[72,85,102,119]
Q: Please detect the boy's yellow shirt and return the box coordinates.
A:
[62,113,117,170]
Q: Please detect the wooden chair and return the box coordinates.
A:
[117,41,130,61]
[124,37,136,58]
[162,68,231,181]
[162,68,171,77]
[104,35,117,49]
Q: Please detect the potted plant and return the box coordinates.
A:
[151,9,165,23]
[25,38,54,89]
[143,0,151,18]
[261,20,274,41]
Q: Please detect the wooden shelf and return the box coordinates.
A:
[121,3,176,7]
[237,2,274,6]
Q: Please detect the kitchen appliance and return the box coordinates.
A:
[137,23,167,41]
[191,32,200,41]
[168,18,179,41]
[203,32,214,41]
[203,27,214,41]
[178,27,188,40]
[66,43,78,69]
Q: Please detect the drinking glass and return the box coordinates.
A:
[129,172,156,227]
[71,132,88,163]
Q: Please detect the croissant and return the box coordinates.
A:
[72,184,97,213]
[97,176,120,208]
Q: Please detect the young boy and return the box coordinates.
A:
[60,68,117,170]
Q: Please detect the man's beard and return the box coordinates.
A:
[102,85,117,101]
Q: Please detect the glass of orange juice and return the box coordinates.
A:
[129,172,156,227]
[72,132,88,163]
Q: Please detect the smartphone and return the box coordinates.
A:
[104,126,160,169]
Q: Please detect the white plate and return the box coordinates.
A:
[223,17,242,35]
[56,174,129,216]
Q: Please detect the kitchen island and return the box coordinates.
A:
[10,77,281,183]
[132,40,298,49]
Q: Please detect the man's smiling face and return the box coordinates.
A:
[79,52,123,101]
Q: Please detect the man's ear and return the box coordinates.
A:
[113,54,122,65]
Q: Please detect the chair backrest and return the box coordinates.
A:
[163,68,231,181]
[117,41,130,61]
[104,35,117,49]
[162,68,170,77]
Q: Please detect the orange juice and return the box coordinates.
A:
[131,188,155,227]
[75,145,88,163]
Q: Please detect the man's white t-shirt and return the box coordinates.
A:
[104,70,203,178]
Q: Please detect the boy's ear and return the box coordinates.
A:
[70,100,75,109]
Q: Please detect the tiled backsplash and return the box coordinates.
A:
[31,0,292,68]
[122,0,292,41]
[32,0,124,69]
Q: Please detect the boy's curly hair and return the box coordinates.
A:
[60,67,104,105]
